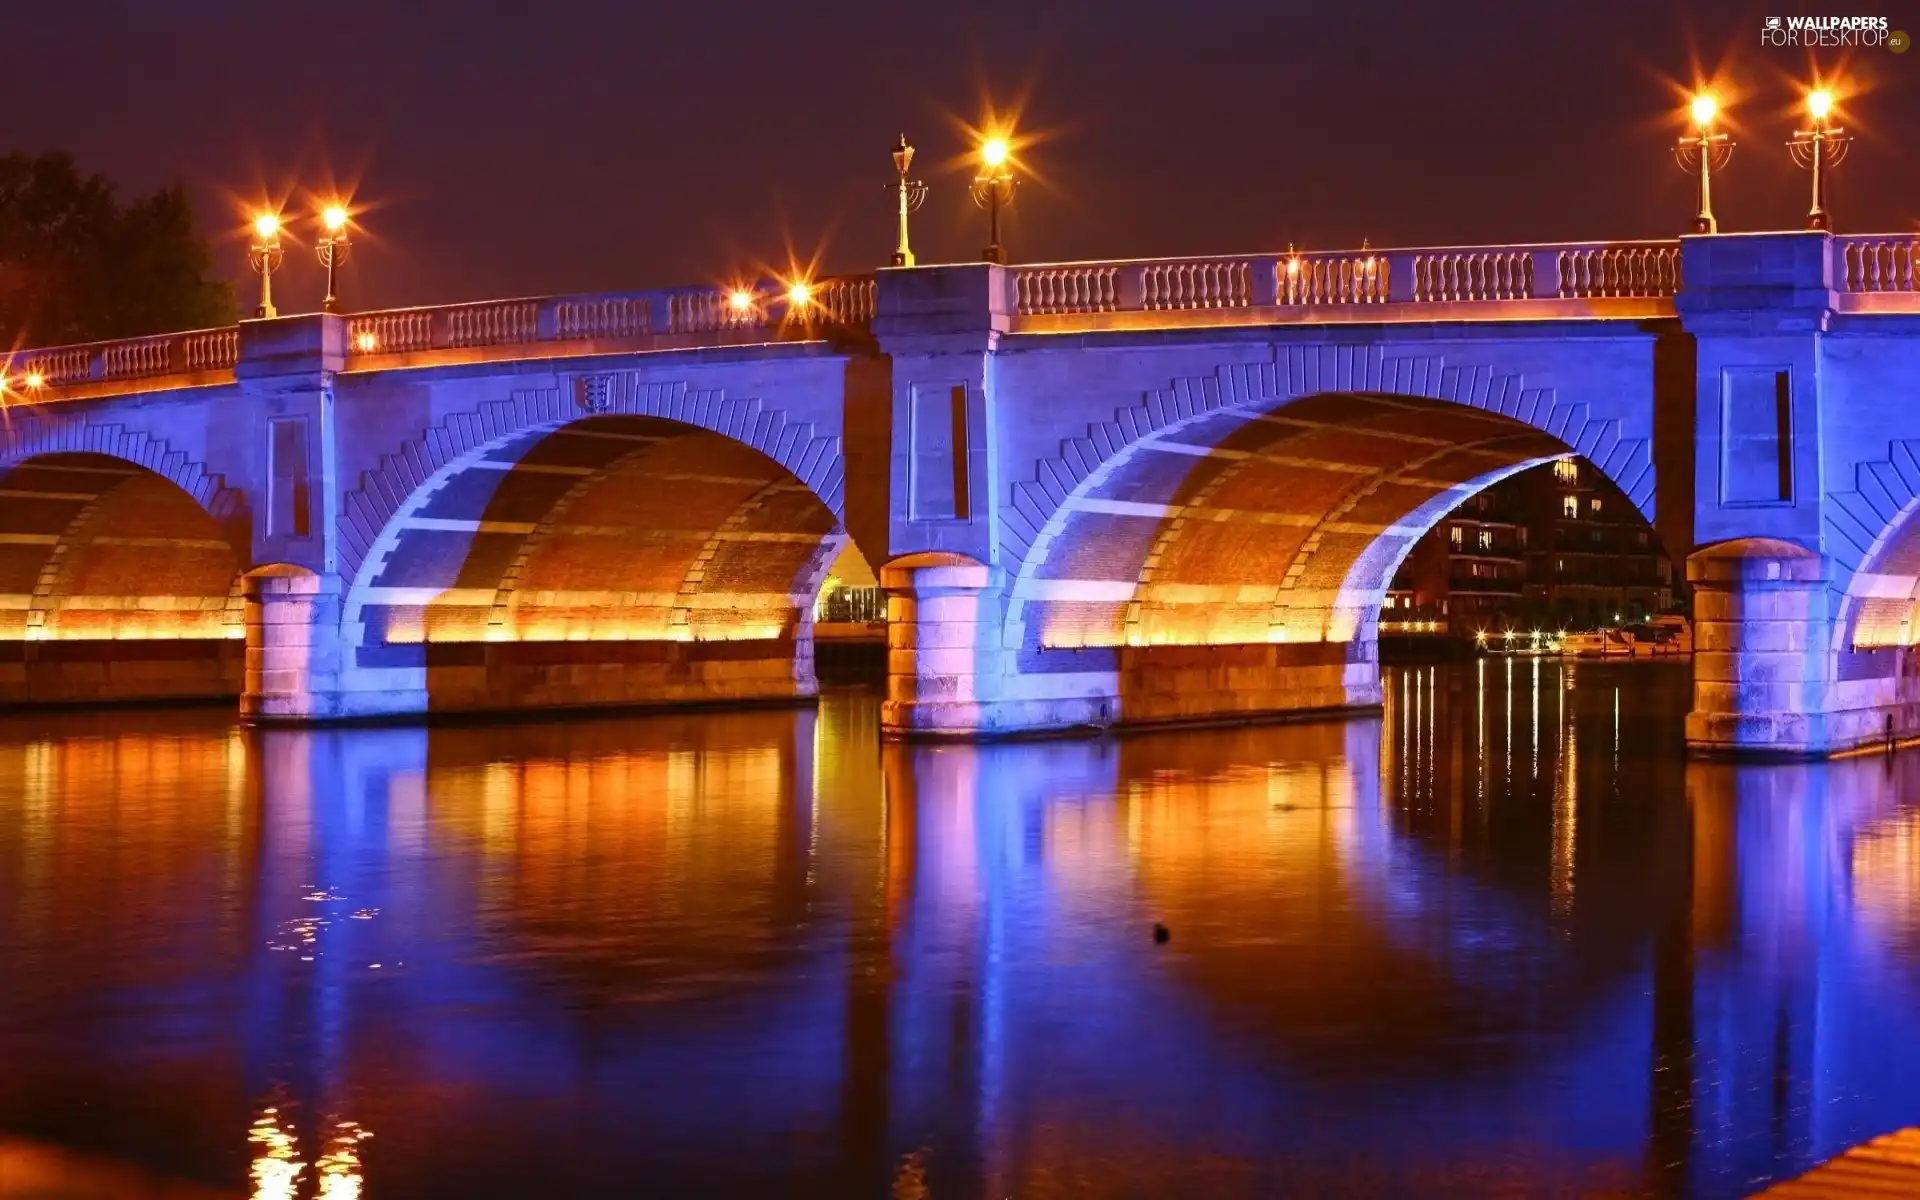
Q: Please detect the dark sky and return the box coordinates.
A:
[10,0,1917,311]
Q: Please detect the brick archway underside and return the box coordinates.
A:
[1010,392,1567,656]
[350,415,842,649]
[0,452,244,641]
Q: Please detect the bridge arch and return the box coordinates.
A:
[1000,348,1656,585]
[338,393,859,715]
[0,449,247,703]
[338,379,844,585]
[973,385,1662,731]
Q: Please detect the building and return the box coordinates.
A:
[1385,457,1676,635]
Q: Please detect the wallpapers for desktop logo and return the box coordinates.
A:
[1761,15,1902,49]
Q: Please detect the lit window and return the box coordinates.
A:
[1450,526,1463,548]
[1478,530,1492,550]
[1562,495,1579,519]
[1554,458,1579,484]
[1590,497,1602,515]
[1636,531,1648,547]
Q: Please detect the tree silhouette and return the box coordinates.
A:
[0,151,234,349]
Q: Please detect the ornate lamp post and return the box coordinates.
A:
[970,136,1017,265]
[889,135,929,267]
[1789,88,1850,231]
[316,204,353,313]
[249,213,284,319]
[1674,93,1733,234]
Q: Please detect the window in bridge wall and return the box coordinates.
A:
[269,418,312,538]
[909,383,970,522]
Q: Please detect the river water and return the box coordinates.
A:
[2,661,1920,1198]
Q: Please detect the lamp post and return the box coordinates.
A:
[970,136,1017,265]
[316,204,353,313]
[1674,93,1732,234]
[889,134,929,267]
[1789,88,1850,231]
[248,213,284,319]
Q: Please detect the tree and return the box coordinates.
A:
[0,152,234,349]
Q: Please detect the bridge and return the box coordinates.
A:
[1,229,1917,757]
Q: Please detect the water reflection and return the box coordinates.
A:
[0,670,1918,1196]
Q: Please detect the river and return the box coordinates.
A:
[3,661,1920,1198]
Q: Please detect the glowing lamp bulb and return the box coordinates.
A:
[253,213,281,240]
[786,282,811,307]
[728,288,754,313]
[322,205,349,233]
[1689,94,1717,127]
[981,137,1010,168]
[353,331,378,353]
[1287,257,1300,275]
[1807,89,1833,120]
[24,371,44,389]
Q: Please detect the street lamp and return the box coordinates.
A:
[889,134,929,267]
[316,203,353,313]
[970,135,1017,265]
[248,212,284,319]
[1674,93,1732,234]
[1789,87,1850,231]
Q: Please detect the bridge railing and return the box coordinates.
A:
[5,326,241,388]
[1010,240,1687,317]
[1835,234,1920,294]
[344,275,877,358]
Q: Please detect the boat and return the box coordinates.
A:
[1558,616,1692,659]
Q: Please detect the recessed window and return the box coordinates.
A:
[1477,530,1493,550]
[1450,526,1463,548]
[1554,458,1579,484]
[1562,495,1579,519]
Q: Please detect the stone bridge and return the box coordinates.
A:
[2,230,1917,757]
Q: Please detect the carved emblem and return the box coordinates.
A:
[573,375,612,413]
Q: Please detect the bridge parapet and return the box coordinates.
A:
[9,326,240,392]
[343,275,876,362]
[3,233,1913,400]
[1009,239,1685,322]
[2,276,876,399]
[1836,233,1920,302]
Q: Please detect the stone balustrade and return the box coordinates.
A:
[344,274,877,358]
[6,327,239,388]
[4,232,1916,398]
[1009,240,1688,318]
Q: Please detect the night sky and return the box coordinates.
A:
[12,0,1916,311]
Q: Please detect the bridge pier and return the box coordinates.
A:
[240,565,349,722]
[1686,538,1920,758]
[1686,539,1837,757]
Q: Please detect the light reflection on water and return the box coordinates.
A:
[0,664,1918,1197]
